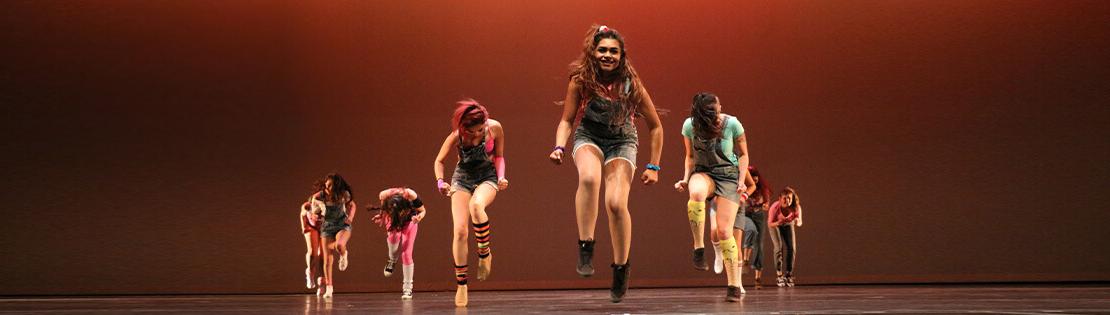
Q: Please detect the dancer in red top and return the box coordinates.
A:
[768,186,804,287]
[299,196,322,294]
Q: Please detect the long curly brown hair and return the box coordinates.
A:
[777,186,800,215]
[568,24,645,125]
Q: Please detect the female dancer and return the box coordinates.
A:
[299,197,322,293]
[549,24,664,303]
[371,187,427,300]
[308,173,356,298]
[742,166,772,288]
[674,92,750,301]
[433,99,508,307]
[768,186,803,287]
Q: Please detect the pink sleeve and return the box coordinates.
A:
[494,156,505,179]
[767,201,782,226]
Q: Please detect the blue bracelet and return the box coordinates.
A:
[645,163,661,171]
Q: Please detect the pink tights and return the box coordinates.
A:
[386,221,419,265]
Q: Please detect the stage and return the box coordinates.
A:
[3,284,1108,314]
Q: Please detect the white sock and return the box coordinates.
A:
[403,264,414,290]
[387,240,400,262]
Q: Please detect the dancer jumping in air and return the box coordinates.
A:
[549,24,664,303]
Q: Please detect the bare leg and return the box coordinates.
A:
[602,160,635,264]
[321,236,337,298]
[469,184,497,224]
[304,231,321,289]
[450,190,472,307]
[603,159,635,303]
[450,190,473,267]
[687,173,713,249]
[336,229,351,271]
[687,173,713,271]
[470,183,498,280]
[713,196,744,295]
[573,146,603,241]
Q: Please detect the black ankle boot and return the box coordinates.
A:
[692,248,708,270]
[610,263,630,303]
[577,239,595,277]
[726,286,742,302]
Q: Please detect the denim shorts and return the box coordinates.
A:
[572,123,638,168]
[451,165,499,194]
[321,224,350,239]
[696,165,740,203]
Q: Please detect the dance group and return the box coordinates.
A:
[297,24,806,306]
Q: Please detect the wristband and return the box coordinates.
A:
[645,163,661,171]
[436,178,446,188]
[554,146,565,152]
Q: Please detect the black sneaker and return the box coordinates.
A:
[577,239,595,277]
[726,286,742,302]
[610,263,630,303]
[692,248,708,271]
[383,260,396,277]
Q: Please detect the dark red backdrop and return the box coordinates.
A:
[2,1,1108,295]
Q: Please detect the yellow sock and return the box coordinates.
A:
[720,238,739,286]
[687,200,706,223]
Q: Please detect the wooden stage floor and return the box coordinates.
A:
[2,284,1108,314]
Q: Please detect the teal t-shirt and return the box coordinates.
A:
[681,115,745,165]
